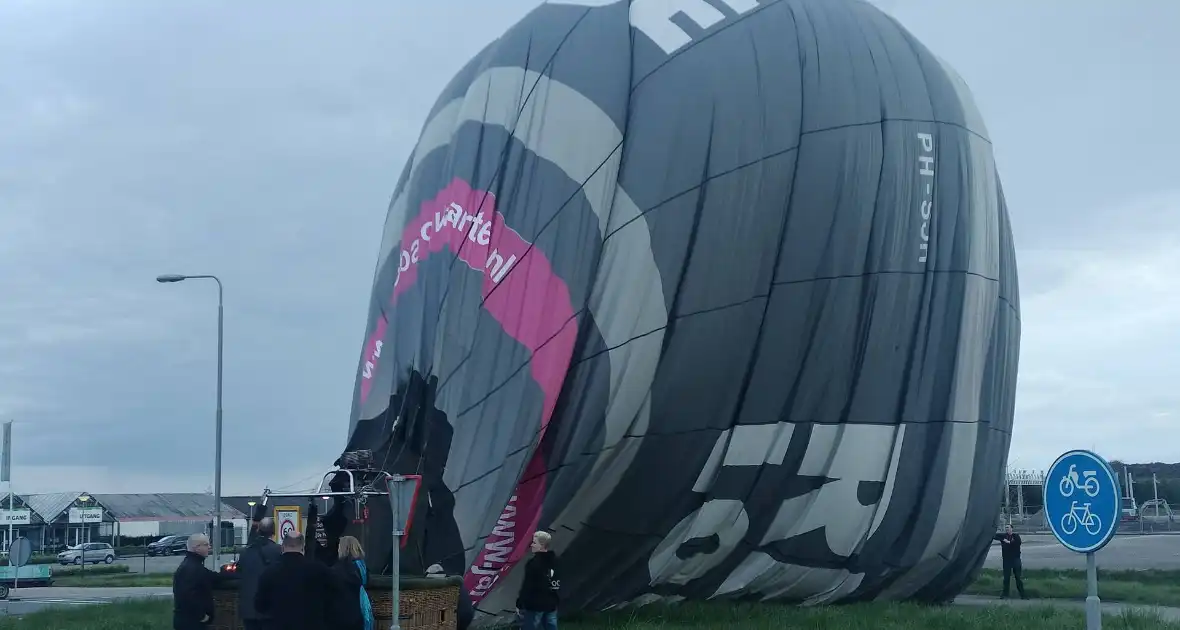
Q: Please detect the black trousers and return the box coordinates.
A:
[1002,559,1026,597]
[242,620,271,630]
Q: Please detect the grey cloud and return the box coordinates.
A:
[1,0,1177,492]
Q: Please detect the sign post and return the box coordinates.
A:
[386,474,422,630]
[3,421,12,563]
[9,536,31,591]
[1044,450,1121,630]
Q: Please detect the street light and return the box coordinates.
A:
[78,495,90,546]
[157,273,224,570]
[246,500,257,548]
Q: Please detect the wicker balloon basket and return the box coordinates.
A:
[211,574,461,630]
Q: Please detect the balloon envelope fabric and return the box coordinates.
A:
[342,0,1020,618]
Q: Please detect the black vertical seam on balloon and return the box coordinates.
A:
[431,139,625,403]
[429,100,625,397]
[658,107,714,358]
[410,8,593,394]
[776,3,828,427]
[431,124,614,392]
[702,26,789,582]
[880,18,939,581]
[838,7,889,430]
[410,9,595,410]
[725,0,805,450]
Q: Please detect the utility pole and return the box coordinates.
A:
[2,421,12,555]
[1154,473,1160,518]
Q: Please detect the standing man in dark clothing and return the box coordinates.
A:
[306,495,349,567]
[516,530,560,630]
[255,531,338,630]
[173,533,226,629]
[238,517,282,630]
[993,524,1027,599]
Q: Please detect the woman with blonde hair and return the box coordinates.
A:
[331,536,374,630]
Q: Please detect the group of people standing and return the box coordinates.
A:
[171,514,563,630]
[171,517,374,630]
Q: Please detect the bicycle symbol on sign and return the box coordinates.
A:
[1058,464,1100,498]
[1060,500,1103,536]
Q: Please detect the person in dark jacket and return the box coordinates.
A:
[306,492,349,567]
[331,536,374,630]
[993,524,1027,599]
[515,530,560,630]
[172,533,226,629]
[238,517,282,630]
[255,531,339,630]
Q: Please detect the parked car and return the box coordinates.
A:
[147,535,189,556]
[1120,496,1139,522]
[57,542,116,566]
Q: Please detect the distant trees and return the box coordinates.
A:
[1107,461,1180,504]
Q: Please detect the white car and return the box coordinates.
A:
[57,542,117,565]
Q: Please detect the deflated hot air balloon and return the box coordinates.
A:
[339,0,1020,619]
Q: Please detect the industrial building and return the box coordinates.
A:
[1,492,248,552]
[92,493,248,545]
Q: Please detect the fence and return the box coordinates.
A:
[997,468,1179,533]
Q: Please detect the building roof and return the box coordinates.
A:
[89,493,246,522]
[22,492,88,523]
[221,496,260,519]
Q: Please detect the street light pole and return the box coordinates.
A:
[157,274,224,570]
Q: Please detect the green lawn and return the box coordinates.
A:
[17,567,1180,628]
[50,572,172,588]
[52,566,1180,607]
[0,599,1177,630]
[46,563,151,587]
[966,569,1180,608]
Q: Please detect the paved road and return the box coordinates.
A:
[984,533,1180,570]
[115,554,184,574]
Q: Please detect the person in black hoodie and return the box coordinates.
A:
[237,517,282,630]
[993,524,1027,599]
[515,530,560,630]
[306,484,350,567]
[172,533,228,629]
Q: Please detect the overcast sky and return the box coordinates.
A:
[1,0,1176,494]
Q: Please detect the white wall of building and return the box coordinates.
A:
[116,521,161,538]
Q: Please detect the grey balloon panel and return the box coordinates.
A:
[345,0,1019,617]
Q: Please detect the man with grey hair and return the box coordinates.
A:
[238,517,282,629]
[254,531,336,629]
[173,533,226,629]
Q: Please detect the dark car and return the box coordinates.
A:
[146,535,189,556]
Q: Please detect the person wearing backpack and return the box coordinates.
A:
[237,517,283,629]
[515,530,560,630]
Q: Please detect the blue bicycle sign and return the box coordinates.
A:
[1044,450,1120,553]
